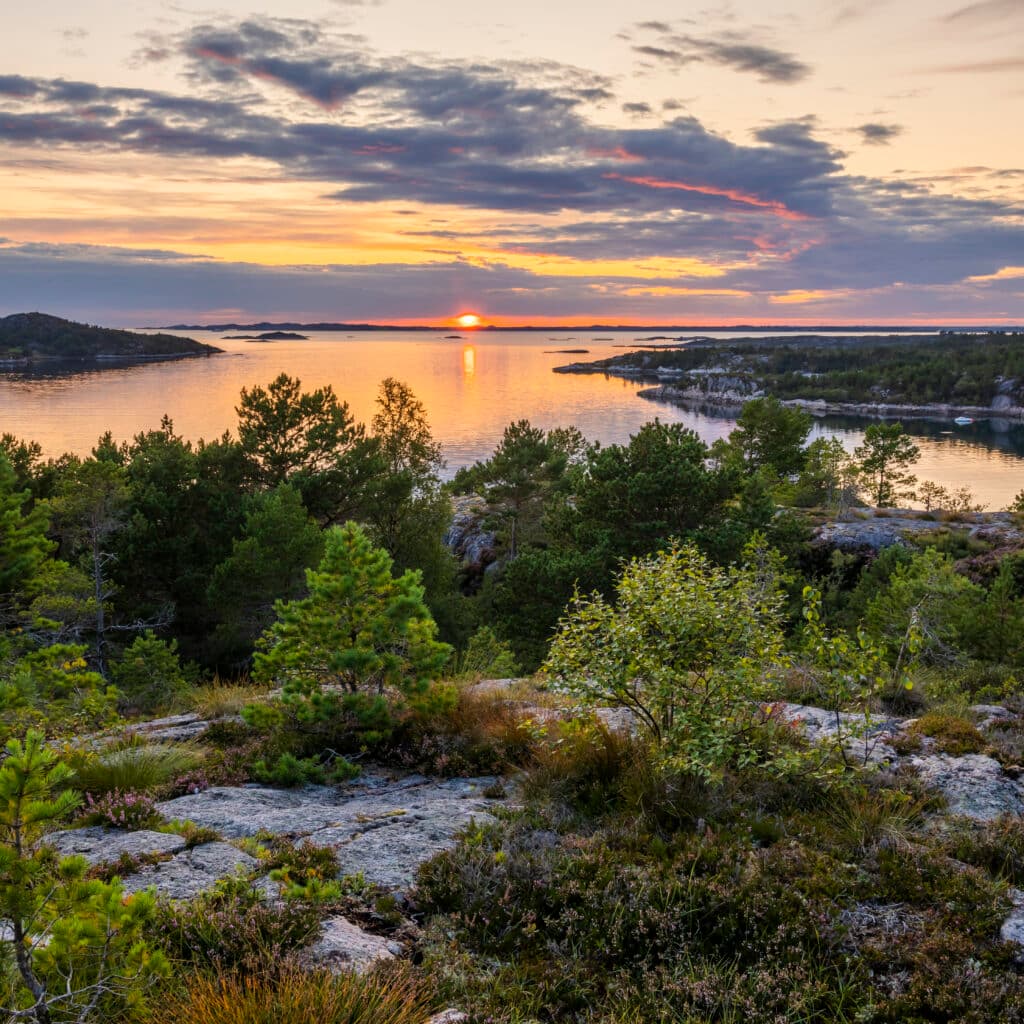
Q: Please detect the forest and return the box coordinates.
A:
[576,332,1024,407]
[0,313,218,361]
[3,379,1024,1023]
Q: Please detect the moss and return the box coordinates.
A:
[909,712,986,755]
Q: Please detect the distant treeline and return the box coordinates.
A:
[595,333,1024,406]
[0,313,218,360]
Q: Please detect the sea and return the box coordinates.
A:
[1,329,1022,510]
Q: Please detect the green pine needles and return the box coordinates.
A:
[0,730,168,1023]
[250,522,451,741]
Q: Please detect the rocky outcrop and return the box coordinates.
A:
[813,511,1023,554]
[300,916,403,974]
[48,827,187,863]
[117,842,259,899]
[910,753,1024,821]
[444,495,499,582]
[157,772,503,892]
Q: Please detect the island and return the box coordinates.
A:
[555,332,1024,421]
[0,312,220,365]
[221,331,309,341]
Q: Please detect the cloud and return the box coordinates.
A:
[930,56,1024,74]
[855,122,903,145]
[0,16,1021,322]
[621,102,653,116]
[632,24,811,83]
[943,0,1024,24]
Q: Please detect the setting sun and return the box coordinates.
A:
[456,312,482,328]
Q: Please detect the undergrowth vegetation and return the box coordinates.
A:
[4,380,1024,1022]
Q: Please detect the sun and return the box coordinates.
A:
[456,312,482,328]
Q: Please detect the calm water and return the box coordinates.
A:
[1,330,1022,509]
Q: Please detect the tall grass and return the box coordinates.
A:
[190,680,271,720]
[69,739,203,795]
[146,967,432,1024]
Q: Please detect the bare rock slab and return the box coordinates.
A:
[46,827,187,863]
[300,916,402,974]
[157,773,502,891]
[911,753,1024,821]
[119,842,258,899]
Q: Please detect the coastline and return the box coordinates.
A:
[554,360,1024,423]
[635,383,1024,423]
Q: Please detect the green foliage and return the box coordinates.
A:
[236,373,380,522]
[864,547,982,665]
[800,586,918,739]
[551,420,736,563]
[206,484,324,660]
[110,632,191,713]
[791,436,855,509]
[0,451,53,597]
[455,625,520,679]
[718,395,813,477]
[0,730,168,1023]
[251,751,359,787]
[254,521,451,708]
[852,422,920,507]
[545,538,802,781]
[0,642,119,743]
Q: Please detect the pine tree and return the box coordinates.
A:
[253,522,451,706]
[0,452,53,599]
[0,731,167,1023]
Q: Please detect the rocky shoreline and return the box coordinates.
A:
[637,382,1024,423]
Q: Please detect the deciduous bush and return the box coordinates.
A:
[545,538,802,781]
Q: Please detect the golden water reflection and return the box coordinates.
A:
[1,330,1022,509]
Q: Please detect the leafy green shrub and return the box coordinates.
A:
[909,712,985,755]
[111,632,192,714]
[68,739,203,795]
[143,966,430,1024]
[545,538,804,782]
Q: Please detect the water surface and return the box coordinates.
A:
[1,330,1021,509]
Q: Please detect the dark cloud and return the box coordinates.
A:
[855,122,903,145]
[632,24,811,83]
[622,102,653,116]
[0,75,39,98]
[0,15,1021,320]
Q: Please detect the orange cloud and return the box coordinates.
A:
[620,285,750,297]
[966,266,1024,283]
[605,173,812,221]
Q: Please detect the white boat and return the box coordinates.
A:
[953,416,974,425]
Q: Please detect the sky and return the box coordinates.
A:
[1,0,1022,326]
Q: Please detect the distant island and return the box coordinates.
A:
[0,313,220,365]
[555,332,1024,421]
[222,331,309,341]
[161,320,1022,333]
